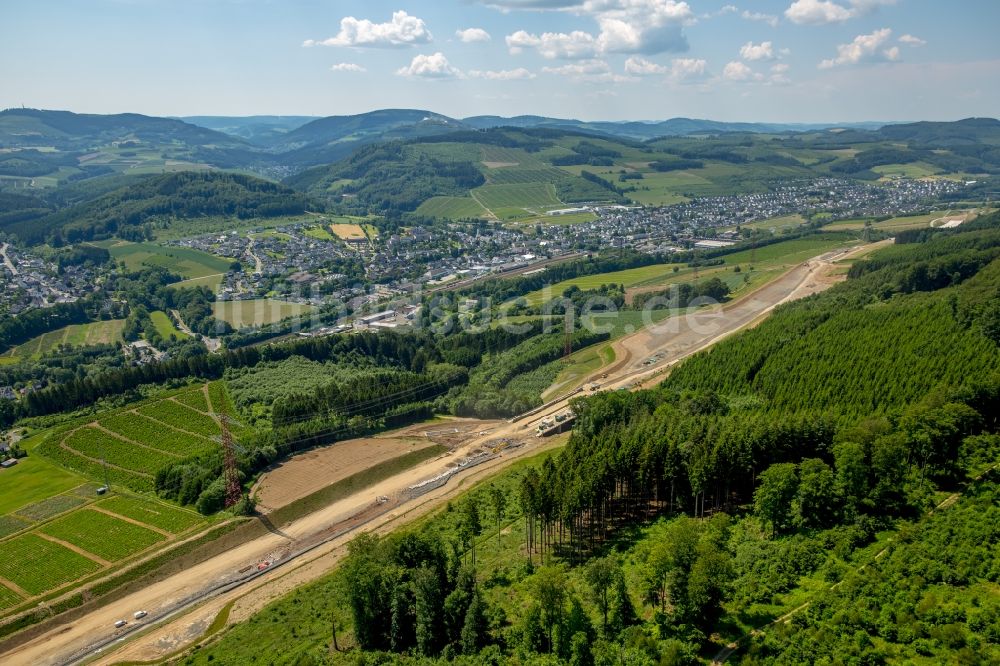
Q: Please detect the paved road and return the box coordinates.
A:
[0,245,871,666]
[0,243,17,276]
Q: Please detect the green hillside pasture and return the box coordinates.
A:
[97,495,204,535]
[627,170,710,205]
[472,183,562,220]
[723,213,806,233]
[823,210,963,232]
[719,235,857,268]
[0,533,102,595]
[873,162,940,178]
[101,412,214,457]
[0,457,84,516]
[149,310,189,341]
[519,262,684,306]
[40,508,165,562]
[416,196,488,219]
[172,273,225,291]
[3,319,125,360]
[137,400,221,438]
[486,167,570,185]
[107,241,234,279]
[212,298,313,329]
[525,211,598,226]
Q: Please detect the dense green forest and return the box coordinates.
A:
[2,171,312,244]
[173,203,1000,666]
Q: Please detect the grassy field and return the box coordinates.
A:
[149,310,189,341]
[301,226,337,241]
[416,196,488,219]
[472,183,562,219]
[542,342,616,400]
[104,241,234,279]
[723,213,806,233]
[0,456,84,515]
[0,319,125,361]
[872,162,940,178]
[519,263,685,306]
[521,211,598,226]
[212,298,313,329]
[822,210,970,232]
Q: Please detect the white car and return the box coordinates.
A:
[133,610,147,619]
[114,619,127,629]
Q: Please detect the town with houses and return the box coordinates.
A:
[1,176,968,343]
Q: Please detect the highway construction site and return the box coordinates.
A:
[0,243,879,666]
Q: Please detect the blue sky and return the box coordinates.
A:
[2,0,998,121]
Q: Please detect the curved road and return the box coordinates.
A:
[0,244,877,666]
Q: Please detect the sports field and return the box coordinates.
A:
[472,183,562,219]
[211,298,313,329]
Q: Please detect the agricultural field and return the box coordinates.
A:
[872,162,940,178]
[36,384,226,492]
[40,508,166,561]
[723,213,806,233]
[104,241,234,279]
[96,495,203,534]
[822,209,984,232]
[518,262,685,306]
[416,196,488,219]
[0,318,125,361]
[522,211,598,226]
[211,298,313,328]
[471,183,563,220]
[0,534,102,596]
[149,310,189,341]
[329,223,367,241]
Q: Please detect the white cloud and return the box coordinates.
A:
[770,62,791,84]
[506,30,598,58]
[542,58,637,82]
[624,56,669,75]
[784,0,896,25]
[722,60,761,81]
[624,56,706,81]
[304,11,432,48]
[669,57,708,81]
[468,67,536,79]
[330,62,366,72]
[784,0,854,24]
[542,59,611,76]
[740,41,775,61]
[504,0,694,58]
[741,10,779,27]
[899,34,926,47]
[819,28,899,68]
[396,52,462,78]
[456,28,491,43]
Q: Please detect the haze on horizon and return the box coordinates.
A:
[1,0,999,123]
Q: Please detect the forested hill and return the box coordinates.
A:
[0,108,249,150]
[3,171,312,244]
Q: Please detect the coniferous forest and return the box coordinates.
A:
[178,211,1000,666]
